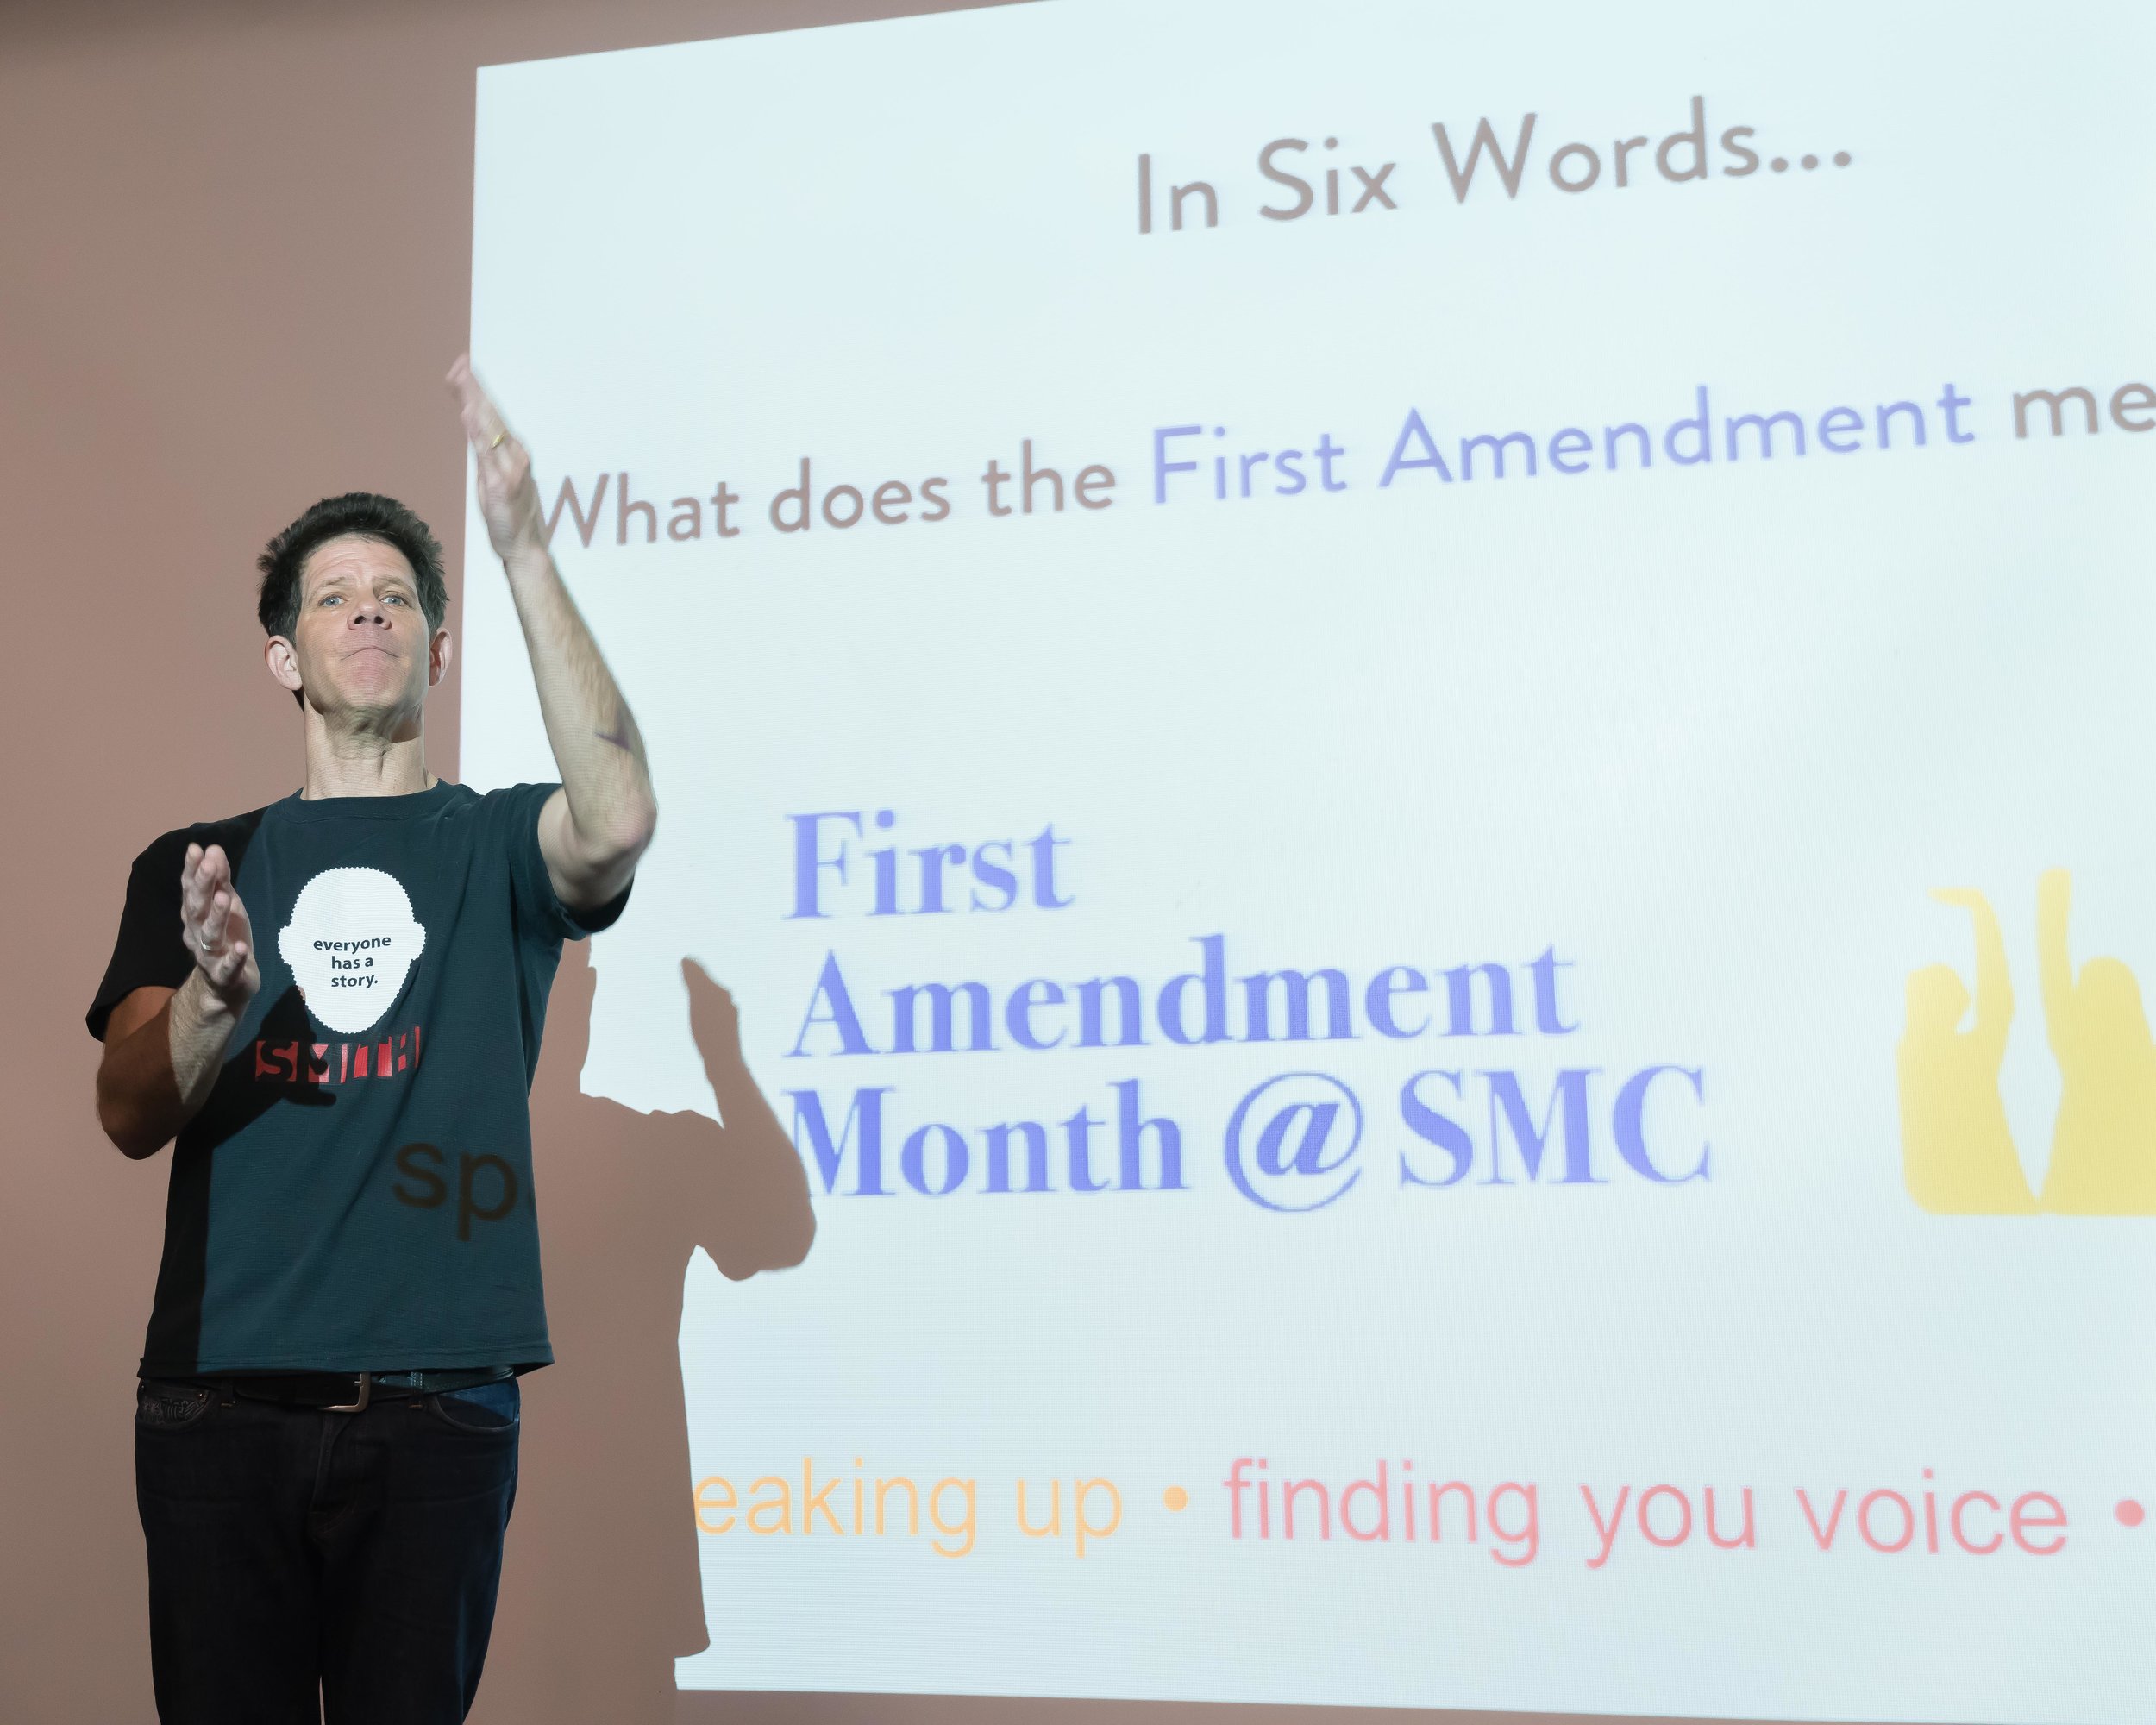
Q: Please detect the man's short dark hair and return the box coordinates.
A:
[256,492,448,640]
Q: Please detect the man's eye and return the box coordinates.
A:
[385,593,407,605]
[321,594,342,606]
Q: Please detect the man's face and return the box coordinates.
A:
[270,535,448,722]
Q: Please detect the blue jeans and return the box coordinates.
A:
[134,1376,520,1723]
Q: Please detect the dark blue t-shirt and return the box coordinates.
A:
[86,781,625,1377]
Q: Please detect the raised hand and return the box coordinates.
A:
[180,843,260,1012]
[447,354,545,561]
[675,957,817,1276]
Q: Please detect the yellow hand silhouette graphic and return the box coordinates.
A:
[1898,887,2037,1213]
[2036,869,2156,1214]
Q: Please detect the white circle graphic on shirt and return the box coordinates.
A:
[276,866,428,1035]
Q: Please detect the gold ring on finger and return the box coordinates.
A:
[488,431,507,449]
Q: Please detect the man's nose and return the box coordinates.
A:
[348,595,391,626]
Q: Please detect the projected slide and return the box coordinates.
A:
[462,3,2155,1719]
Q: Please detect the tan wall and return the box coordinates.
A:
[0,4,1824,1722]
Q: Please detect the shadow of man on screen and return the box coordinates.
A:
[476,941,815,1725]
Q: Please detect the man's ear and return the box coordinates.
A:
[429,627,454,689]
[265,635,303,695]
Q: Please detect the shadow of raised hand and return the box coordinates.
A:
[680,956,817,1277]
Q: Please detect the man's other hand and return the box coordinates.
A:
[180,843,260,1011]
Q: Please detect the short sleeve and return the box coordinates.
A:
[498,782,633,941]
[85,832,194,1041]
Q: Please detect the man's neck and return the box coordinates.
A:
[299,715,435,800]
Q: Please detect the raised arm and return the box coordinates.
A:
[96,844,260,1158]
[448,357,658,911]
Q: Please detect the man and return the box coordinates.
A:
[85,358,655,1723]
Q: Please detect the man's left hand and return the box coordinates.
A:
[448,354,546,561]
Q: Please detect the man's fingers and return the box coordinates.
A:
[206,937,246,990]
[447,354,510,453]
[210,940,249,990]
[214,888,252,957]
[220,896,255,965]
[199,891,231,955]
[179,844,204,915]
[447,361,486,442]
[181,868,209,931]
[182,847,229,937]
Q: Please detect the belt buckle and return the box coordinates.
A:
[324,1373,372,1414]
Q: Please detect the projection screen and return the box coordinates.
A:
[462,3,2155,1719]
